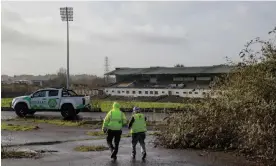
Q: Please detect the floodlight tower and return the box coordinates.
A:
[60,7,73,89]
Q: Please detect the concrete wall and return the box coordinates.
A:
[103,88,215,98]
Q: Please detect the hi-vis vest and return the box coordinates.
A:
[107,110,124,130]
[130,113,147,134]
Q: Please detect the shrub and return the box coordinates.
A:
[74,145,108,152]
[155,27,276,165]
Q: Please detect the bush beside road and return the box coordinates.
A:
[155,27,276,165]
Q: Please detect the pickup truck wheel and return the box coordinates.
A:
[61,104,76,118]
[15,103,28,117]
[76,110,80,115]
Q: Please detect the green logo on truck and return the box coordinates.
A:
[48,99,57,108]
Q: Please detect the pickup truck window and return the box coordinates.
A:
[33,91,46,98]
[62,90,78,97]
[49,90,59,97]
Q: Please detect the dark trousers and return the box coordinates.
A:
[106,129,122,157]
[132,132,146,155]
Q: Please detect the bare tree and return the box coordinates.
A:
[174,64,185,67]
[46,68,68,88]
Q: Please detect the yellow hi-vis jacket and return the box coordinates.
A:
[129,113,147,134]
[102,102,127,131]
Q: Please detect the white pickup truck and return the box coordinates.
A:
[10,88,91,118]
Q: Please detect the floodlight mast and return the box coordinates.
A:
[60,7,73,89]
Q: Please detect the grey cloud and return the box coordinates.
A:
[1,25,59,46]
[1,1,276,76]
[1,8,60,46]
[125,32,187,45]
[1,8,24,23]
[90,32,122,43]
[89,27,187,45]
[90,32,187,45]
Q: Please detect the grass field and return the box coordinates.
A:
[1,98,12,107]
[1,123,37,131]
[92,100,191,112]
[1,98,190,112]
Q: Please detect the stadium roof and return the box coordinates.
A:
[105,65,234,75]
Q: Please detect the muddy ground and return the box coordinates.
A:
[1,115,256,166]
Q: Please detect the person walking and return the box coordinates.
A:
[102,102,127,160]
[128,107,147,160]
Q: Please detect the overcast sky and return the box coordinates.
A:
[1,1,276,76]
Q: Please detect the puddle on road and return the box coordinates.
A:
[35,150,59,153]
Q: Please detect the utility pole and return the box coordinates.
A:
[60,7,73,89]
[104,57,110,84]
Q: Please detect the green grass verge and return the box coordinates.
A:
[23,118,87,127]
[1,123,37,131]
[7,117,102,128]
[4,117,102,128]
[86,131,105,136]
[1,98,192,112]
[1,150,39,159]
[1,98,12,107]
[74,145,109,152]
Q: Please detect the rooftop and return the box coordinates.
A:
[105,65,234,75]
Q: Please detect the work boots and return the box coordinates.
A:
[131,152,146,160]
[142,152,147,160]
[110,147,114,153]
[131,153,135,159]
[111,150,117,160]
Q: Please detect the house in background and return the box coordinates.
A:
[14,80,32,84]
[31,79,48,86]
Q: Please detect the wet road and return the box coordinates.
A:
[1,111,170,121]
[2,136,250,166]
[1,116,254,166]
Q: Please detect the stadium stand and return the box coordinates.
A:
[102,65,233,99]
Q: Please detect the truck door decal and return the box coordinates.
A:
[48,99,57,108]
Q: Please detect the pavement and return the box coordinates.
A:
[1,114,255,166]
